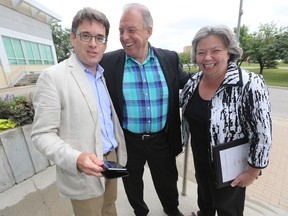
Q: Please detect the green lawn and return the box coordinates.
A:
[185,63,288,88]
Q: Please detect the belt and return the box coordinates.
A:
[124,129,165,141]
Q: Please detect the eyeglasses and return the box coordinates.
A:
[77,32,107,45]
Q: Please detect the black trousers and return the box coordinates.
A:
[195,161,246,216]
[122,131,180,216]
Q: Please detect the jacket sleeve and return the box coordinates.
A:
[243,73,272,168]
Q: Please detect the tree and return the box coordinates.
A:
[275,26,288,62]
[234,25,252,66]
[242,22,285,74]
[51,23,72,63]
[178,52,192,71]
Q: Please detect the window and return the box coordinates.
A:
[39,44,54,65]
[2,36,55,66]
[31,42,42,64]
[12,38,25,65]
[24,41,42,65]
[3,37,17,65]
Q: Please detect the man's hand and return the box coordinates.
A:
[76,153,105,177]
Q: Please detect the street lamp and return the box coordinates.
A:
[236,0,243,43]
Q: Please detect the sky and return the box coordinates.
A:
[36,0,287,53]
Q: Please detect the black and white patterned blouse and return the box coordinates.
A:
[180,62,272,168]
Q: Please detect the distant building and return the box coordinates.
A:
[183,45,192,53]
[0,0,61,89]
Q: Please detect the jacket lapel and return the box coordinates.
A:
[153,48,175,114]
[112,52,126,118]
[67,56,99,127]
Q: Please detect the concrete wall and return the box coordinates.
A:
[0,4,53,40]
[0,124,50,192]
[0,125,73,216]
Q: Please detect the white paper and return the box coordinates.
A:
[219,143,249,182]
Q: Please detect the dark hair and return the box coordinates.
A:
[191,25,243,63]
[71,7,110,39]
[122,3,153,29]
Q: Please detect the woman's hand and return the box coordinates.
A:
[231,166,261,187]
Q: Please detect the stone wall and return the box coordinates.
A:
[0,124,51,193]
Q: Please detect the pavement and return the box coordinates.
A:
[0,85,288,216]
[1,150,288,216]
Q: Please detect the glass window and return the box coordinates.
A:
[3,36,17,64]
[24,41,35,65]
[12,39,25,65]
[32,43,40,58]
[46,46,54,64]
[2,36,55,66]
[3,37,14,58]
[40,44,54,65]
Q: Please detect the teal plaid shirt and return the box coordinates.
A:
[122,47,168,133]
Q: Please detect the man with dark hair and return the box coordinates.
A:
[31,7,127,216]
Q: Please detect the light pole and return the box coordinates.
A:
[236,0,243,43]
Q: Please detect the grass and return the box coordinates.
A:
[248,68,288,87]
[185,62,288,88]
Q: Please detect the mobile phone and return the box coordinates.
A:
[103,161,126,170]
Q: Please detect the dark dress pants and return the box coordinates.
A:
[122,131,179,216]
[195,162,246,216]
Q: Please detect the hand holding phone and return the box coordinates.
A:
[102,161,129,179]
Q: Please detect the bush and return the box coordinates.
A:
[0,119,17,132]
[0,95,34,128]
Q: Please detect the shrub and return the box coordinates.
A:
[0,119,17,132]
[0,94,34,127]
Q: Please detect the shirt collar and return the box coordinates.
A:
[74,54,104,78]
[125,43,155,65]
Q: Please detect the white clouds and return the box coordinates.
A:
[37,0,288,53]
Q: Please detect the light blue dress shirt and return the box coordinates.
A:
[75,56,118,154]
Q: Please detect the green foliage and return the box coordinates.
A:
[51,23,72,63]
[179,52,191,65]
[234,25,251,66]
[248,67,288,88]
[0,119,17,132]
[0,95,34,127]
[239,22,288,75]
[275,27,288,61]
[178,52,193,71]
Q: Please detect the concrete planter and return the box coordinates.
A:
[0,143,15,193]
[22,125,50,172]
[0,124,50,193]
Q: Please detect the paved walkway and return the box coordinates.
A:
[1,161,287,216]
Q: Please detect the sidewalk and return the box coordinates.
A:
[1,155,288,216]
[116,164,288,216]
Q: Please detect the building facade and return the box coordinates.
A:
[0,0,61,89]
[183,45,192,53]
